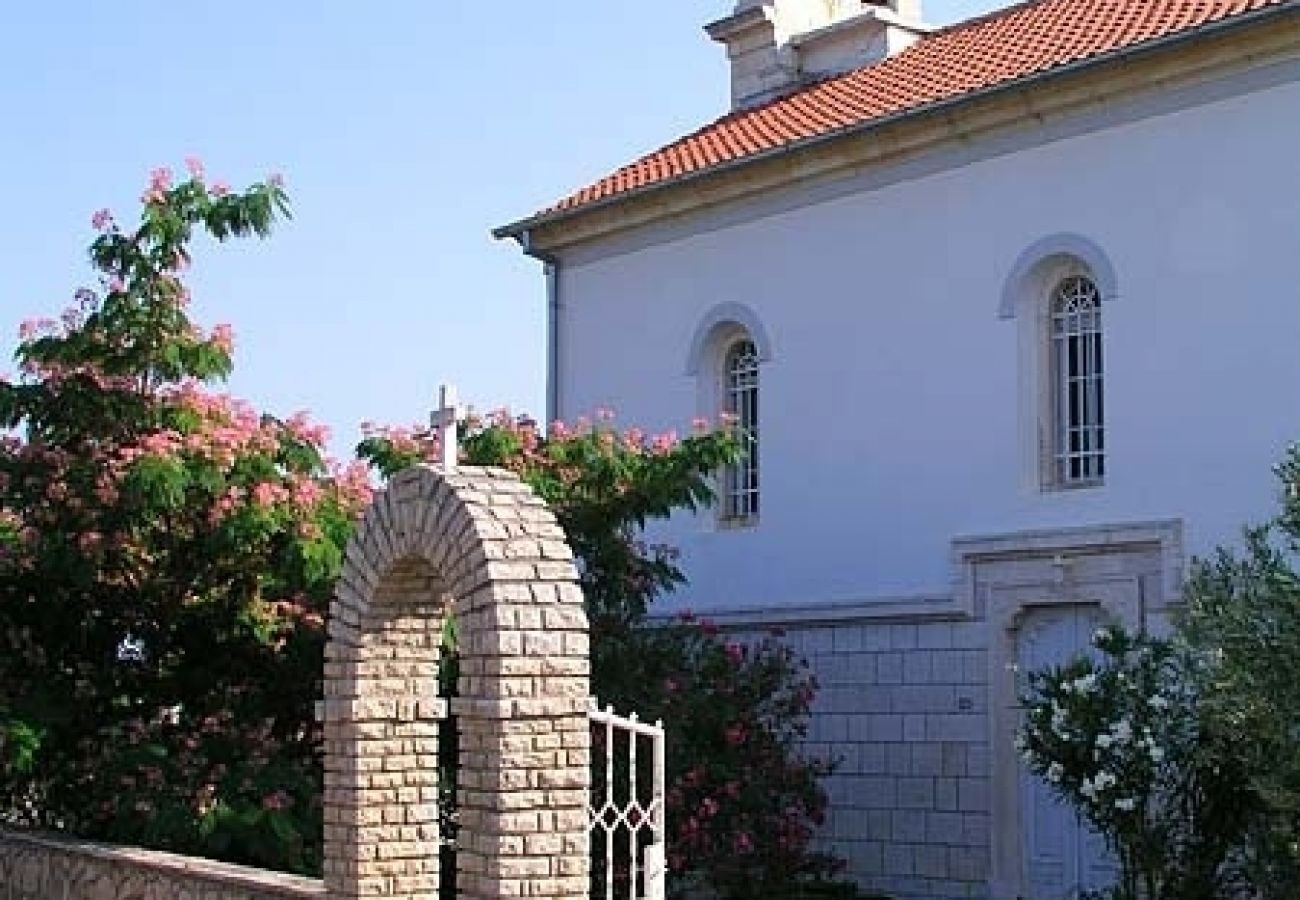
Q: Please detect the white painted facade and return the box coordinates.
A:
[501,11,1300,899]
[553,61,1300,618]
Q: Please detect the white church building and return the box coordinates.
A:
[496,0,1300,897]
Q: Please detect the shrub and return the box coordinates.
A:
[1016,626,1257,900]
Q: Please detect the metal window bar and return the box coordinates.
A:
[723,339,760,521]
[588,699,666,900]
[1052,277,1105,486]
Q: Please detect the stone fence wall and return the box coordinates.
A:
[0,829,325,900]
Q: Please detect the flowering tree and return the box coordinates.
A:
[0,163,370,873]
[1016,626,1256,900]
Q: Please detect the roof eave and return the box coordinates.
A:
[492,1,1298,246]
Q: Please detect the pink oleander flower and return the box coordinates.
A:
[210,180,231,197]
[185,156,204,180]
[724,641,745,665]
[261,790,291,811]
[91,208,113,231]
[691,416,709,432]
[267,172,285,188]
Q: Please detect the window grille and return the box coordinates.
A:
[1051,276,1104,486]
[723,339,759,521]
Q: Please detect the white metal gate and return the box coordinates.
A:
[588,699,666,900]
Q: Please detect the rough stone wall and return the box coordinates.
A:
[0,829,323,899]
[733,618,992,900]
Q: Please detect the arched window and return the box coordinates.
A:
[1050,275,1104,486]
[722,338,760,521]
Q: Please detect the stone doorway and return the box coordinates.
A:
[954,520,1180,900]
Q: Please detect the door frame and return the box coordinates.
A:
[952,520,1182,900]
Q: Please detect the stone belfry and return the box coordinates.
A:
[708,0,931,109]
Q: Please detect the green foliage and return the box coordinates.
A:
[1179,443,1300,894]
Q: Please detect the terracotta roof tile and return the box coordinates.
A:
[539,0,1287,219]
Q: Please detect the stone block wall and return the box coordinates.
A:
[734,617,992,900]
[0,829,324,899]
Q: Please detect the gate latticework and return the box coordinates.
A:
[589,700,666,900]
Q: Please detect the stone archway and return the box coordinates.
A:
[319,465,591,900]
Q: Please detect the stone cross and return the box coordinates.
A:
[432,384,460,471]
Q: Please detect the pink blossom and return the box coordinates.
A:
[149,167,173,193]
[210,180,231,198]
[691,416,709,432]
[286,411,330,446]
[724,641,745,665]
[292,479,323,509]
[650,430,678,454]
[267,172,285,188]
[210,324,234,353]
[91,208,113,231]
[595,406,615,422]
[261,789,291,811]
[185,156,204,180]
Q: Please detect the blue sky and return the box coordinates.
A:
[0,0,1001,458]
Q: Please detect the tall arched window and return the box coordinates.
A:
[1051,275,1104,486]
[723,338,760,521]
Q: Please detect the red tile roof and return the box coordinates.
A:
[532,0,1288,222]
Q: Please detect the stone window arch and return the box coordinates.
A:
[1002,234,1118,492]
[321,465,591,900]
[685,303,771,525]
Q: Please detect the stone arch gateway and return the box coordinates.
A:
[319,464,591,900]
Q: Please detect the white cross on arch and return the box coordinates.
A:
[432,384,461,470]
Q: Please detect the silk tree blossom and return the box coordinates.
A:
[0,163,343,875]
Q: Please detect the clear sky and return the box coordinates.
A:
[0,0,1002,457]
